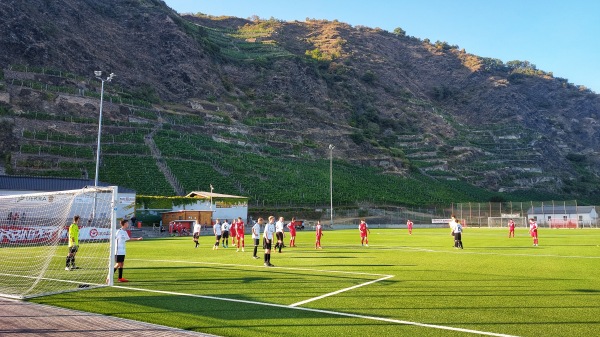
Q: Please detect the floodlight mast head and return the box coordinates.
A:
[95,71,115,82]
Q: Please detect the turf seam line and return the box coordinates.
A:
[395,247,600,259]
[129,258,394,277]
[288,275,394,307]
[113,285,520,337]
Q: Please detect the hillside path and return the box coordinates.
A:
[144,118,186,195]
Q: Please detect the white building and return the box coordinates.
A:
[172,191,249,225]
[527,205,598,228]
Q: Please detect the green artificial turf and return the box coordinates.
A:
[30,227,600,336]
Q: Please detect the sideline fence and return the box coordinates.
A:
[325,200,599,228]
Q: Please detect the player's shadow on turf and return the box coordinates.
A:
[466,247,538,249]
[571,289,600,293]
[294,256,357,259]
[317,264,399,267]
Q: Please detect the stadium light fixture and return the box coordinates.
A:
[210,184,214,211]
[329,144,335,228]
[93,71,115,186]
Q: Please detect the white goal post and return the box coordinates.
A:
[487,216,527,228]
[0,186,117,299]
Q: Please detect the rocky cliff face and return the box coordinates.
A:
[1,0,599,200]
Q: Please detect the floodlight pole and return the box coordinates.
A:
[329,144,335,228]
[210,184,214,211]
[94,71,114,186]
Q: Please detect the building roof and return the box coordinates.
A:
[0,175,136,193]
[185,191,247,199]
[527,205,596,214]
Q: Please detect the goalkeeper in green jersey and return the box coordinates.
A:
[65,215,80,271]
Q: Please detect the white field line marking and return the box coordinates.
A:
[0,272,106,287]
[114,285,519,337]
[131,258,396,308]
[289,274,394,307]
[384,246,600,259]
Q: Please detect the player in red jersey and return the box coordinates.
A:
[235,217,245,252]
[315,220,323,249]
[230,220,237,246]
[287,217,297,247]
[406,219,413,235]
[529,218,538,246]
[508,219,515,238]
[359,219,370,246]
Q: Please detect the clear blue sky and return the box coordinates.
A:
[163,0,600,93]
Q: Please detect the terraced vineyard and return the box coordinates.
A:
[0,65,565,206]
[197,21,294,61]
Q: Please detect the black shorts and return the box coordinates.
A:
[222,230,229,239]
[193,232,200,240]
[276,232,284,241]
[253,238,260,246]
[215,234,222,241]
[262,237,272,250]
[454,233,462,241]
[68,245,79,254]
[115,255,125,263]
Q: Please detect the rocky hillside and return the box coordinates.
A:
[1,0,599,203]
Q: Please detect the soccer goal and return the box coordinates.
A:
[0,186,117,299]
[487,216,527,228]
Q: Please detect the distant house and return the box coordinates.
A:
[169,191,248,225]
[0,175,136,220]
[161,210,213,232]
[526,205,598,228]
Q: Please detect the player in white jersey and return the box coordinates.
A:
[449,215,459,247]
[193,221,202,248]
[213,219,222,250]
[114,219,142,282]
[275,216,285,253]
[453,221,463,249]
[251,218,263,259]
[263,216,276,267]
[221,219,230,248]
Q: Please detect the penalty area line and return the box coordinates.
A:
[113,285,519,337]
[288,274,394,307]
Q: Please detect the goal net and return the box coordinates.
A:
[0,186,117,299]
[487,216,527,228]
